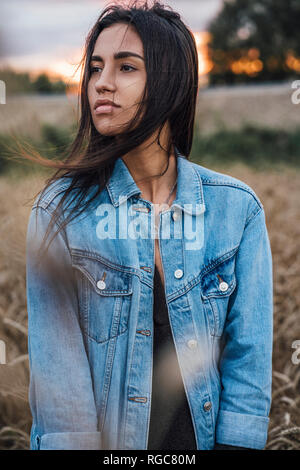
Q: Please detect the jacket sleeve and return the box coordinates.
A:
[215,205,273,450]
[26,205,101,450]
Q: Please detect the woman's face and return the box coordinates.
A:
[87,23,147,136]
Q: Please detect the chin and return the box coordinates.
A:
[93,122,121,136]
[94,120,132,137]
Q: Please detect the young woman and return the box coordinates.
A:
[25,1,273,451]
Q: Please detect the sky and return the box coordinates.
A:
[0,0,223,80]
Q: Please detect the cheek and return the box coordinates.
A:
[87,81,93,102]
[87,78,96,102]
[121,74,145,98]
[123,89,144,114]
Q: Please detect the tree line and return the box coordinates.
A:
[208,0,300,84]
[0,67,67,95]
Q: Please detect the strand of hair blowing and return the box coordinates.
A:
[10,0,199,258]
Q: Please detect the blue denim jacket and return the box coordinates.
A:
[26,147,273,450]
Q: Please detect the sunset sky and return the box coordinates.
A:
[0,0,223,82]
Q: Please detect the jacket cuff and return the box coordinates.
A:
[216,410,269,449]
[36,432,102,450]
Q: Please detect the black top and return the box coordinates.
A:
[147,265,197,450]
[146,265,252,451]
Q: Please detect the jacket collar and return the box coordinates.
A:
[106,146,205,216]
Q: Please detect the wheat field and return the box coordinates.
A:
[0,161,299,450]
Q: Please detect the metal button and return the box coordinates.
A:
[128,396,147,403]
[174,269,183,279]
[172,210,180,221]
[203,401,212,412]
[97,280,106,290]
[187,339,198,350]
[219,281,228,292]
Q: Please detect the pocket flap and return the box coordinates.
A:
[200,249,237,299]
[71,252,132,296]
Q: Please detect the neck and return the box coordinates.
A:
[121,134,177,204]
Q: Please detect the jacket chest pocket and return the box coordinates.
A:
[200,249,237,337]
[72,252,133,344]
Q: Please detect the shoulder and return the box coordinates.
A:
[190,160,264,220]
[32,176,76,212]
[190,160,263,208]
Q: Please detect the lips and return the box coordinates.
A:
[94,99,120,110]
[93,99,120,115]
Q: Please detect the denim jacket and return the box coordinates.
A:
[26,147,273,450]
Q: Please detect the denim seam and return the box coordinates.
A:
[192,165,205,206]
[86,292,127,344]
[144,216,157,449]
[99,335,118,435]
[210,298,220,337]
[82,273,89,338]
[212,336,221,392]
[111,296,123,337]
[32,181,72,210]
[71,264,132,296]
[123,306,141,449]
[32,206,70,256]
[203,299,215,336]
[200,179,263,210]
[244,206,263,229]
[201,277,236,301]
[70,248,139,277]
[184,289,214,447]
[84,327,129,345]
[145,311,154,450]
[167,245,239,303]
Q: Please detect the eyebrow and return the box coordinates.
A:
[90,51,144,63]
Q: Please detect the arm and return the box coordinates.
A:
[215,206,273,450]
[26,205,101,450]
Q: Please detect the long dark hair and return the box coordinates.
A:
[20,0,199,253]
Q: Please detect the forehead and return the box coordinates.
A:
[93,23,143,55]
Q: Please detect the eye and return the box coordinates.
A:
[89,64,136,74]
[120,64,136,72]
[90,66,102,74]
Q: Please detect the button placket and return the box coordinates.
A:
[203,401,212,412]
[187,339,198,350]
[172,210,181,221]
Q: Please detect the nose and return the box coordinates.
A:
[94,65,116,93]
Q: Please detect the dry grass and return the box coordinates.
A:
[0,162,299,450]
